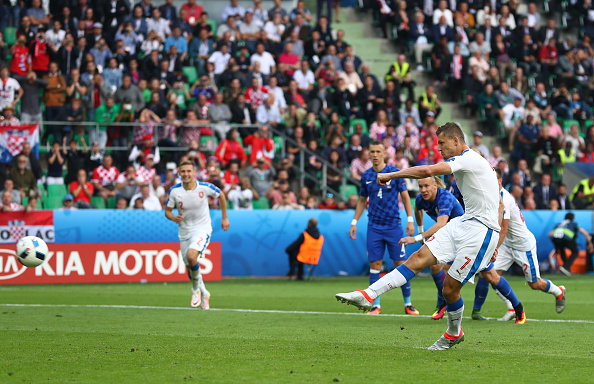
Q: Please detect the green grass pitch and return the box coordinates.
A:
[1,275,593,383]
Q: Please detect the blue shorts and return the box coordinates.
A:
[367,224,405,263]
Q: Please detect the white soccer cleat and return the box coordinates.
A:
[498,309,515,321]
[428,331,465,350]
[191,291,201,308]
[556,286,566,314]
[201,292,211,310]
[335,290,373,312]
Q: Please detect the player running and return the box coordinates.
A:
[165,160,230,309]
[472,168,566,320]
[350,140,417,315]
[399,176,464,320]
[336,122,523,350]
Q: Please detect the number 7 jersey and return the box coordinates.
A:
[166,182,221,240]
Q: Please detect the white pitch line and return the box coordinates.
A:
[1,303,593,324]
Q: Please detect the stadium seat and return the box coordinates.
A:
[227,200,234,209]
[340,185,358,200]
[47,184,67,199]
[252,198,270,209]
[349,119,368,134]
[182,66,198,84]
[206,18,217,37]
[200,136,219,152]
[44,196,63,210]
[91,196,106,209]
[274,136,284,154]
[4,27,16,46]
[563,119,581,132]
[21,197,28,206]
[107,197,116,209]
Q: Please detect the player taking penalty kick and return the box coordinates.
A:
[337,122,503,350]
[350,141,417,316]
[165,160,230,309]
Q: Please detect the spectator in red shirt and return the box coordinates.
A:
[30,26,50,76]
[538,38,558,78]
[278,42,300,76]
[181,0,203,25]
[223,161,240,192]
[417,135,442,163]
[69,168,94,207]
[318,193,339,209]
[215,128,247,168]
[91,154,119,205]
[244,124,275,165]
[244,77,269,110]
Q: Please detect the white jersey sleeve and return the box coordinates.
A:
[500,188,536,251]
[166,182,219,240]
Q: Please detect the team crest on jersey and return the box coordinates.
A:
[199,192,204,198]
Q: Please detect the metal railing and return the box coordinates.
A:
[38,121,361,199]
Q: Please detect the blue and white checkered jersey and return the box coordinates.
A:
[166,181,221,240]
[360,165,407,228]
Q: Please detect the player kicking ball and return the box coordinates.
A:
[472,168,566,321]
[165,160,230,309]
[350,141,417,316]
[336,123,505,350]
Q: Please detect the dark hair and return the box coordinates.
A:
[226,128,237,141]
[565,212,575,221]
[436,122,466,143]
[495,167,502,179]
[369,140,383,147]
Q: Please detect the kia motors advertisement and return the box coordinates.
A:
[0,242,222,284]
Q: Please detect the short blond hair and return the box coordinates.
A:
[179,160,195,169]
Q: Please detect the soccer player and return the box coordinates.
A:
[165,160,230,309]
[337,122,523,350]
[399,176,464,320]
[350,140,416,315]
[473,168,567,320]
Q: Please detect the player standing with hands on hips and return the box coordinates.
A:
[165,160,230,309]
[350,140,417,316]
[337,123,502,350]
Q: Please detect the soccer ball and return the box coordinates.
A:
[15,236,49,268]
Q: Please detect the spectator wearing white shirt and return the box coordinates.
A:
[501,97,526,149]
[115,164,145,203]
[226,177,260,210]
[526,2,540,28]
[293,60,315,93]
[268,76,287,114]
[256,96,281,127]
[250,42,276,76]
[129,184,162,210]
[221,0,246,22]
[208,44,231,75]
[263,12,285,43]
[46,20,66,55]
[151,174,167,206]
[273,191,304,210]
[249,0,269,27]
[433,0,454,27]
[147,8,171,40]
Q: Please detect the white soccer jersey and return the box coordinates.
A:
[446,148,501,231]
[166,182,221,240]
[500,187,536,251]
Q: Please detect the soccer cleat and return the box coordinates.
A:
[367,307,381,315]
[431,304,447,320]
[335,290,373,312]
[404,305,420,315]
[191,291,201,308]
[515,310,527,324]
[498,309,515,321]
[471,309,487,320]
[428,331,465,350]
[201,292,211,310]
[558,266,572,276]
[556,286,566,314]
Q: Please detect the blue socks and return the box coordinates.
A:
[401,282,411,305]
[370,269,381,307]
[473,277,489,310]
[493,276,520,308]
[432,270,446,307]
[446,297,464,312]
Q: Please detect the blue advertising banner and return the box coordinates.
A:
[53,210,592,277]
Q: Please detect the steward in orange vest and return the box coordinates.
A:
[285,218,324,280]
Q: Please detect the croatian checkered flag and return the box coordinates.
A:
[0,123,39,164]
[8,220,26,243]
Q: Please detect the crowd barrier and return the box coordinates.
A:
[0,209,591,284]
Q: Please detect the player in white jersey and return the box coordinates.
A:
[165,160,230,309]
[336,122,509,350]
[490,168,566,319]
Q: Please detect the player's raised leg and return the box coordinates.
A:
[391,243,419,316]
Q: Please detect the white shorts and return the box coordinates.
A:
[180,230,212,266]
[494,243,540,283]
[425,217,499,285]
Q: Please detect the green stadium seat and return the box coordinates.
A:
[252,198,270,209]
[182,66,198,84]
[227,200,234,209]
[47,184,67,199]
[200,135,219,152]
[91,196,106,209]
[340,185,358,200]
[563,119,580,132]
[44,196,63,209]
[206,19,217,37]
[273,136,284,154]
[4,27,16,46]
[349,119,368,134]
[21,197,28,206]
[107,197,116,209]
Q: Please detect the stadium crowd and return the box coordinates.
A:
[0,0,594,212]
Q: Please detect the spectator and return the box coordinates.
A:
[273,190,304,210]
[0,105,19,125]
[93,95,119,150]
[43,61,67,132]
[10,35,30,78]
[247,157,275,196]
[129,183,161,211]
[500,96,525,150]
[538,38,559,78]
[0,66,23,113]
[0,179,21,204]
[69,168,94,208]
[543,112,563,141]
[351,148,372,182]
[58,193,77,210]
[511,115,539,164]
[215,129,247,168]
[326,150,344,192]
[534,126,559,176]
[116,164,145,203]
[46,141,65,185]
[533,173,557,209]
[409,12,433,71]
[91,154,119,205]
[266,179,296,206]
[557,184,573,210]
[0,190,26,212]
[29,27,50,76]
[323,135,348,164]
[418,85,442,122]
[563,124,586,156]
[115,75,145,112]
[227,177,260,210]
[244,125,275,164]
[318,192,338,209]
[257,96,282,128]
[9,154,37,199]
[471,132,489,157]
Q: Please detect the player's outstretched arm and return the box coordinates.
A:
[219,193,230,231]
[349,196,367,240]
[377,162,452,185]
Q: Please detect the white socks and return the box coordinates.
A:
[446,306,464,337]
[366,268,409,298]
[495,289,513,310]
